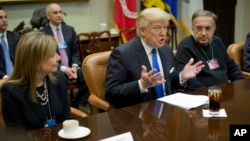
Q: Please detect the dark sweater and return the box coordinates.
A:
[176,35,243,90]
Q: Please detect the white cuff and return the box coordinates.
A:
[138,80,148,93]
[60,66,67,72]
[179,71,187,86]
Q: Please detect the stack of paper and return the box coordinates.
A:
[157,92,209,110]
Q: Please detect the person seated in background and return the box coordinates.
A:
[176,9,243,90]
[0,31,73,132]
[41,3,90,109]
[0,7,20,80]
[243,32,250,72]
[105,7,204,109]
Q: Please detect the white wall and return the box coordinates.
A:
[3,0,250,42]
[4,0,115,34]
[235,0,250,42]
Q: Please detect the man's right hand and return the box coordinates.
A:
[140,65,166,89]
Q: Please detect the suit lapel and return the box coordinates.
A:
[45,26,54,36]
[6,32,12,59]
[7,31,17,62]
[158,47,171,77]
[158,47,173,94]
[45,26,60,54]
[135,38,151,70]
[59,24,70,56]
[0,44,4,60]
[134,38,157,98]
[61,24,67,42]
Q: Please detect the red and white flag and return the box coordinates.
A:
[114,0,137,43]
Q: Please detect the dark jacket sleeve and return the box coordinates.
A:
[1,83,26,132]
[243,32,250,72]
[176,37,207,89]
[105,47,144,108]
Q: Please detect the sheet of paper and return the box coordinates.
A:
[157,92,209,110]
[99,132,133,141]
[202,109,227,118]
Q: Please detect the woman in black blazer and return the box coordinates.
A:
[0,31,72,132]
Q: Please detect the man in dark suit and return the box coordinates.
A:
[0,7,20,79]
[105,7,204,108]
[41,3,89,108]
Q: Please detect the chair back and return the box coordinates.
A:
[227,41,250,78]
[77,31,112,61]
[227,42,245,69]
[82,51,111,114]
[119,27,136,44]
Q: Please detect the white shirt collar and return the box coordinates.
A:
[140,38,155,56]
[49,23,62,32]
[0,32,7,38]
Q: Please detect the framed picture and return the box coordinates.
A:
[0,0,84,4]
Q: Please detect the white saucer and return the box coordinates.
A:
[58,126,91,139]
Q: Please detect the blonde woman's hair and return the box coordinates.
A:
[4,31,58,102]
[136,7,171,37]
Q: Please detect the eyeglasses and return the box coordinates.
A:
[193,26,214,32]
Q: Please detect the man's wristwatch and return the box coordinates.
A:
[72,64,79,69]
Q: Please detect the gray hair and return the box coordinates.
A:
[192,9,218,26]
[136,7,170,36]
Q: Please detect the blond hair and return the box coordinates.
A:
[136,7,171,37]
[4,31,58,102]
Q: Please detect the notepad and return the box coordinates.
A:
[99,132,133,141]
[202,109,227,118]
[157,92,209,110]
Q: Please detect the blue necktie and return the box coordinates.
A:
[152,49,164,98]
[154,102,163,118]
[1,35,13,75]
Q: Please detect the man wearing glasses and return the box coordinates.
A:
[176,9,243,90]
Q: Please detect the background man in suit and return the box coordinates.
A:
[243,32,250,72]
[176,9,243,90]
[0,7,20,80]
[41,3,89,108]
[105,7,204,108]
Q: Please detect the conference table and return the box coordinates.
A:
[17,78,250,140]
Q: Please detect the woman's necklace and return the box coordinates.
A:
[36,78,48,105]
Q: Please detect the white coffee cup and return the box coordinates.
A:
[110,28,118,34]
[100,23,107,31]
[63,119,79,134]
